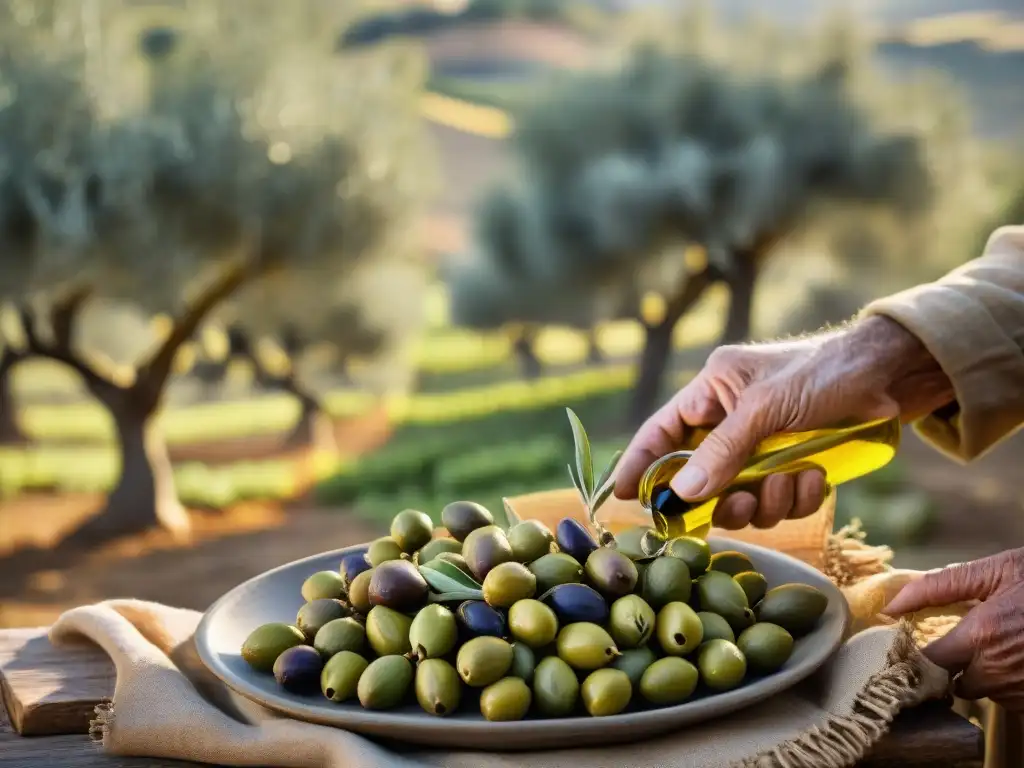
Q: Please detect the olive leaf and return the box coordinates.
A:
[418,562,482,596]
[590,480,616,515]
[502,497,522,528]
[565,407,594,498]
[428,590,483,603]
[567,463,587,504]
[595,449,623,497]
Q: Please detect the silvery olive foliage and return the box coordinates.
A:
[0,0,431,384]
[446,15,938,341]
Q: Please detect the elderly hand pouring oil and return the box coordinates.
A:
[615,225,1024,708]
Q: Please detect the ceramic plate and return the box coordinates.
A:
[196,537,850,750]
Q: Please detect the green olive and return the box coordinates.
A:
[483,561,537,608]
[367,537,404,567]
[508,599,559,648]
[581,668,632,717]
[456,636,514,687]
[755,583,828,637]
[408,604,457,661]
[733,571,768,607]
[528,553,584,593]
[533,656,580,717]
[415,658,462,717]
[698,639,747,691]
[708,550,756,576]
[391,509,435,554]
[641,556,692,609]
[507,520,554,563]
[347,569,373,614]
[608,594,656,649]
[664,536,712,577]
[696,611,735,645]
[696,571,755,633]
[301,571,345,602]
[295,598,349,640]
[417,537,462,565]
[357,655,413,710]
[241,623,306,673]
[611,646,658,689]
[480,677,532,721]
[656,602,703,656]
[321,650,368,702]
[313,617,366,658]
[639,656,699,705]
[556,622,620,671]
[509,642,537,684]
[365,606,412,656]
[737,622,794,673]
[613,525,655,560]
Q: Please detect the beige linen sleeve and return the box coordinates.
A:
[860,225,1024,461]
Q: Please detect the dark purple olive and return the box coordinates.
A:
[273,645,324,694]
[555,518,598,564]
[456,600,507,638]
[339,553,372,589]
[541,583,609,625]
[368,560,428,612]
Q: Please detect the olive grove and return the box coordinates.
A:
[446,12,993,426]
[0,1,432,543]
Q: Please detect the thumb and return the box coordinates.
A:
[920,614,976,673]
[883,559,1003,616]
[669,396,777,500]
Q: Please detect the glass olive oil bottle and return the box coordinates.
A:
[637,416,902,540]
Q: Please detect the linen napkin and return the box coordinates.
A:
[48,528,961,768]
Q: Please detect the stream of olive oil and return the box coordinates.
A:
[637,416,902,540]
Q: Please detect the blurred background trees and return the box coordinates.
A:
[0,0,432,544]
[445,16,960,425]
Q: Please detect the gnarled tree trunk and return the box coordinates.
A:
[282,379,336,451]
[25,264,251,548]
[629,266,716,428]
[720,251,758,344]
[242,339,337,452]
[0,349,29,445]
[63,383,188,547]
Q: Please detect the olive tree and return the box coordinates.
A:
[0,3,431,544]
[448,26,935,425]
[0,325,29,444]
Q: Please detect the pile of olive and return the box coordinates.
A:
[241,502,828,720]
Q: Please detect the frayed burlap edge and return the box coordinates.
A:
[822,521,893,587]
[89,700,114,745]
[733,619,944,768]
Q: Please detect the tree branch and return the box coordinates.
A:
[136,260,253,407]
[646,264,718,333]
[18,300,116,395]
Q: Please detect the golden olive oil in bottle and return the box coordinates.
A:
[637,416,902,540]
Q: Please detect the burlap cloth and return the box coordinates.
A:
[47,523,972,768]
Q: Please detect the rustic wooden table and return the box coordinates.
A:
[0,627,984,768]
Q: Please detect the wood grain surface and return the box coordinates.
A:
[0,627,115,736]
[0,626,982,767]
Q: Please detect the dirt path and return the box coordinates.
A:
[0,502,387,629]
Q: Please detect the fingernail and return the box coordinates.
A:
[671,464,708,499]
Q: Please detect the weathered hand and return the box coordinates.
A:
[884,548,1024,710]
[614,315,954,530]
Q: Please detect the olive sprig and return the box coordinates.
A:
[565,408,623,548]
